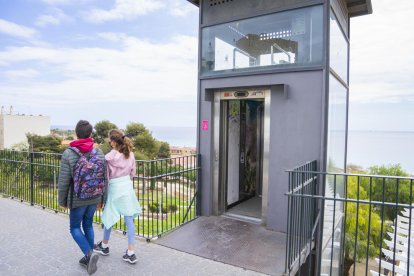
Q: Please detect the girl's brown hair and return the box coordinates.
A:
[108,129,134,158]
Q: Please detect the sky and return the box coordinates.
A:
[0,0,413,131]
[0,0,199,128]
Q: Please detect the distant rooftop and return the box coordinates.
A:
[186,0,373,17]
[0,105,47,117]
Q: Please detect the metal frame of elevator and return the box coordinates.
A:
[212,88,271,225]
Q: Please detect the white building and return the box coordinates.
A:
[0,107,50,150]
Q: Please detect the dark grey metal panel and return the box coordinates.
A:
[199,70,324,232]
[201,0,321,26]
[198,95,214,216]
[268,72,324,232]
[187,0,373,18]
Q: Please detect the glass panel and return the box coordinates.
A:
[321,74,347,276]
[201,5,323,76]
[327,74,347,173]
[330,9,348,82]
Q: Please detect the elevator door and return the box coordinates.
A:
[223,99,264,218]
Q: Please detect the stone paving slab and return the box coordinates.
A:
[0,197,265,276]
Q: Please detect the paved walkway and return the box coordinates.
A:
[0,197,264,276]
[156,216,286,275]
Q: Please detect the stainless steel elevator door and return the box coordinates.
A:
[223,99,264,218]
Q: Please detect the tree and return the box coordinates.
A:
[93,120,117,144]
[125,122,146,138]
[26,134,63,153]
[98,141,112,154]
[363,164,410,221]
[126,123,158,160]
[343,175,382,275]
[157,141,171,159]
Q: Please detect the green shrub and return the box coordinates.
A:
[148,202,159,213]
[168,204,177,212]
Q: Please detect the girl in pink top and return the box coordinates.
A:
[95,129,141,264]
[105,144,136,180]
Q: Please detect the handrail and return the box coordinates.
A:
[271,42,291,64]
[312,211,321,237]
[286,169,414,180]
[233,47,257,69]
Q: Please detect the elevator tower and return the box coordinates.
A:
[188,0,372,232]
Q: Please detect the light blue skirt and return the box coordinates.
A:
[102,175,141,229]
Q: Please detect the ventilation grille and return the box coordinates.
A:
[209,0,233,7]
[259,30,292,40]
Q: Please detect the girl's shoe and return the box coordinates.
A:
[122,250,137,264]
[93,241,109,256]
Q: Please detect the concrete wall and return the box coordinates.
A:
[198,70,325,232]
[0,116,3,149]
[0,115,50,149]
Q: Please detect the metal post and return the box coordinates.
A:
[150,160,155,191]
[315,173,326,276]
[196,154,201,216]
[29,151,34,206]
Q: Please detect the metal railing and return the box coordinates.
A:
[285,160,319,275]
[271,42,292,64]
[0,150,200,241]
[285,161,414,276]
[0,150,62,210]
[233,47,257,68]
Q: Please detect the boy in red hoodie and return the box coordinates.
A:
[58,120,106,275]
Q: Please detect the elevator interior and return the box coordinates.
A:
[217,90,265,221]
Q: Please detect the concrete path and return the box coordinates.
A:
[0,197,264,276]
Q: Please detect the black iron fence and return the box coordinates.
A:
[285,161,414,276]
[0,150,200,241]
[285,160,319,275]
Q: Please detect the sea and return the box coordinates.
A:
[53,125,413,175]
[347,130,414,175]
[52,125,197,148]
[149,126,196,148]
[152,128,414,175]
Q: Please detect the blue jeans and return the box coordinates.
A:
[103,216,135,245]
[69,204,97,255]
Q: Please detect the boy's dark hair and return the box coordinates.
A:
[75,120,93,139]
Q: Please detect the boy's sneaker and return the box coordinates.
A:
[79,255,88,268]
[93,241,109,256]
[79,252,99,275]
[122,250,137,264]
[87,251,99,275]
